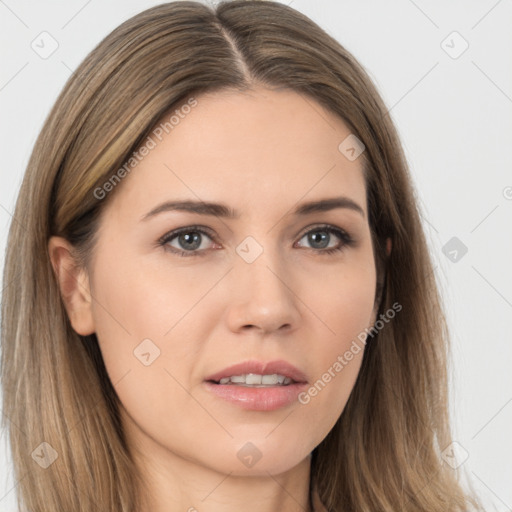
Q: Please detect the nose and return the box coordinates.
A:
[224,248,302,336]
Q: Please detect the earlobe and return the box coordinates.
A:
[48,236,95,336]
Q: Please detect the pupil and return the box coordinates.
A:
[179,232,201,250]
[309,231,328,249]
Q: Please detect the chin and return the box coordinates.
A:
[200,436,313,477]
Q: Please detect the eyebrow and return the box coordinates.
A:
[140,196,365,222]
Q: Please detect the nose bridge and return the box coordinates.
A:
[226,235,300,333]
[235,233,288,292]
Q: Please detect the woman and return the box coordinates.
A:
[0,1,484,511]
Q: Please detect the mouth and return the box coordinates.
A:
[203,360,308,411]
[207,373,297,387]
[204,359,308,386]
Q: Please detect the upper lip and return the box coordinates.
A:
[205,359,308,384]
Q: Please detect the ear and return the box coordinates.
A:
[48,236,95,336]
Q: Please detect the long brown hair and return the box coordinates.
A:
[1,1,484,511]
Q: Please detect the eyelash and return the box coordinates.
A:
[157,224,355,258]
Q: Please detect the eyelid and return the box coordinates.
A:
[296,222,348,239]
[158,224,216,240]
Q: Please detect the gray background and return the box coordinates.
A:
[1,0,511,510]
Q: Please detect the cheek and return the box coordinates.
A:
[297,254,376,433]
[91,243,219,336]
[88,247,213,384]
[312,249,376,353]
[88,252,217,437]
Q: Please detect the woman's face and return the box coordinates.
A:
[66,86,379,476]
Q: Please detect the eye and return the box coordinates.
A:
[157,225,217,257]
[157,223,354,257]
[295,224,354,255]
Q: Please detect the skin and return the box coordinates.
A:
[49,86,391,512]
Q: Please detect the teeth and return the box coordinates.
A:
[246,374,262,385]
[217,373,293,386]
[262,374,278,385]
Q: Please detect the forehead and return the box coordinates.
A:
[101,86,367,223]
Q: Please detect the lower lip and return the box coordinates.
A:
[203,381,308,411]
